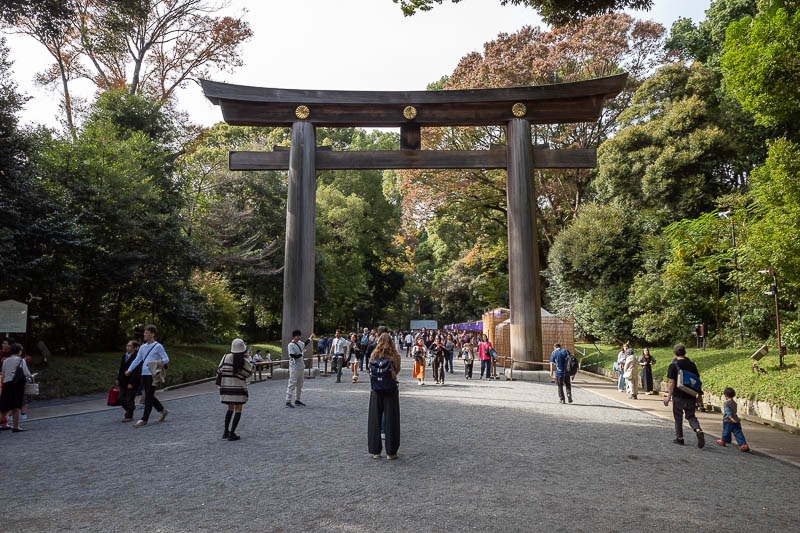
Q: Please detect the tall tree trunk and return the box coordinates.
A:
[56,51,76,138]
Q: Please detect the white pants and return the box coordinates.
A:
[286,357,304,402]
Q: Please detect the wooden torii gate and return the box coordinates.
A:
[201,74,626,367]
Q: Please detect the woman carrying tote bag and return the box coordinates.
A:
[0,343,32,432]
[217,338,254,441]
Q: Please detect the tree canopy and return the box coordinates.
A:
[392,0,654,26]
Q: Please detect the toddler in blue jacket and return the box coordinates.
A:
[716,387,751,452]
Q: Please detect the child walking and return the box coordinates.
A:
[716,387,751,452]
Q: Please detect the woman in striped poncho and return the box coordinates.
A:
[217,338,253,441]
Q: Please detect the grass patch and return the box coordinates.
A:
[576,343,800,410]
[29,341,284,400]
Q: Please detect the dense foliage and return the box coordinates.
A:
[2,0,799,356]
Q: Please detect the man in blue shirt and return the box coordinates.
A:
[125,324,170,427]
[549,343,572,404]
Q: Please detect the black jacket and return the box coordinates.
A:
[118,351,141,388]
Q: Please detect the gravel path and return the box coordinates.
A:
[5,359,800,532]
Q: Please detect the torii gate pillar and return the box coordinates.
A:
[281,121,316,350]
[507,118,543,366]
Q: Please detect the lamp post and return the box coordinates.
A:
[759,267,785,369]
[719,211,744,345]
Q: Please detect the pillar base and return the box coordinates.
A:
[504,369,552,382]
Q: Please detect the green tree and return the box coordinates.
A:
[666,0,758,67]
[34,90,201,349]
[722,0,800,129]
[545,203,645,341]
[0,37,76,333]
[595,62,750,225]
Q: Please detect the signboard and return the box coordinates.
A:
[0,300,28,333]
[410,320,438,330]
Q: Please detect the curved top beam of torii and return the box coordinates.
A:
[200,73,627,128]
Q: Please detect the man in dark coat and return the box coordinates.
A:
[117,340,141,422]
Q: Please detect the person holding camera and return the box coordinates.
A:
[285,330,314,408]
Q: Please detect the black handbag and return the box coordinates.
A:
[215,371,222,386]
[12,359,26,385]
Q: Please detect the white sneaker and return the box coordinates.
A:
[19,414,27,421]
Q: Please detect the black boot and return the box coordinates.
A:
[223,410,232,439]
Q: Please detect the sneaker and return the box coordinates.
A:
[371,454,382,459]
[227,433,241,441]
[19,414,27,420]
[122,418,134,423]
[559,399,565,404]
[387,455,398,460]
[159,409,169,422]
[672,438,684,445]
[567,395,573,404]
[285,402,294,408]
[716,439,726,447]
[695,430,705,449]
[223,430,230,439]
[294,400,306,407]
[740,445,751,453]
[133,420,147,427]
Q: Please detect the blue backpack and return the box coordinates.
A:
[369,358,396,391]
[677,369,702,397]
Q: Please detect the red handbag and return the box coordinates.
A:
[107,387,121,406]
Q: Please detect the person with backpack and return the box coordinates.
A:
[367,333,401,459]
[217,338,253,441]
[663,344,705,448]
[125,324,170,428]
[0,343,32,432]
[549,343,574,404]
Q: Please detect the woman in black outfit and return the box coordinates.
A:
[368,333,401,459]
[639,347,656,395]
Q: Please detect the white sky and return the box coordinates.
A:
[2,0,710,129]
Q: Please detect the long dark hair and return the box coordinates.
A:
[232,352,245,372]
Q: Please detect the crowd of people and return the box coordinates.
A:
[3,323,753,457]
[613,343,658,400]
[316,327,498,387]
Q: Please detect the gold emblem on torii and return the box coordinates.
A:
[403,106,417,120]
[512,103,527,117]
[295,105,310,120]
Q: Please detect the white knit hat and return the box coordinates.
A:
[231,338,247,354]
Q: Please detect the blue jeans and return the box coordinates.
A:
[481,359,491,379]
[614,362,624,391]
[445,350,454,372]
[722,421,747,445]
